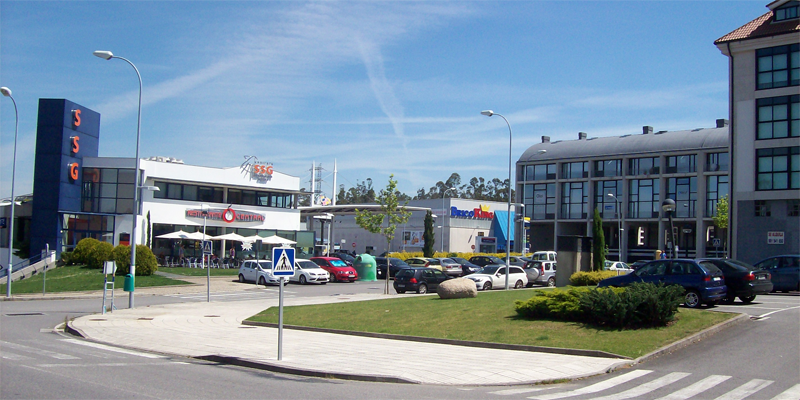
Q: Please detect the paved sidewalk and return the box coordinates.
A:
[68,294,632,386]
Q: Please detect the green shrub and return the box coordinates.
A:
[72,238,101,265]
[60,251,76,265]
[111,244,158,276]
[514,287,593,321]
[570,270,620,286]
[85,241,114,269]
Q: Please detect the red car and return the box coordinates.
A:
[310,257,358,282]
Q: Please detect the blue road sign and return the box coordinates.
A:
[202,240,213,255]
[272,247,295,276]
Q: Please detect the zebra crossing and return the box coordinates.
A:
[485,370,800,400]
[162,288,295,301]
[0,338,172,366]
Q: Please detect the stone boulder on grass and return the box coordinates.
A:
[437,278,477,299]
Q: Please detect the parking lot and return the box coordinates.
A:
[712,291,800,317]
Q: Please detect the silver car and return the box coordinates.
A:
[237,260,286,286]
[434,257,465,277]
[526,260,557,287]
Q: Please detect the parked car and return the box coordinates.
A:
[507,256,529,267]
[433,258,464,277]
[699,259,772,303]
[466,265,528,291]
[331,252,356,266]
[237,260,287,286]
[521,262,542,286]
[310,257,358,282]
[525,260,557,287]
[375,257,410,279]
[598,259,727,308]
[630,260,649,271]
[449,257,481,276]
[290,259,329,285]
[604,261,633,272]
[754,255,800,292]
[405,257,442,271]
[529,251,557,262]
[393,267,450,294]
[468,255,506,267]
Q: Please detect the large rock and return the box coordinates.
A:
[437,278,477,299]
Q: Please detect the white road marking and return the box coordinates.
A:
[758,305,800,318]
[656,374,731,400]
[1,351,34,360]
[772,383,800,400]
[528,370,653,400]
[60,338,165,359]
[714,379,773,400]
[590,372,690,400]
[491,387,548,395]
[1,340,79,359]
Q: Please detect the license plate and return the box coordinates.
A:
[713,277,721,281]
[397,284,405,288]
[757,275,766,280]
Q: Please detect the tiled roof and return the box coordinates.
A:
[715,11,800,44]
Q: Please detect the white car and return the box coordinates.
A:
[605,261,633,273]
[466,265,528,291]
[237,260,287,286]
[290,259,329,284]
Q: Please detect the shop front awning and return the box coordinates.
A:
[493,210,515,247]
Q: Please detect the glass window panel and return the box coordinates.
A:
[100,184,117,198]
[242,191,256,205]
[774,54,788,69]
[183,185,198,201]
[774,104,789,120]
[774,173,789,189]
[154,182,167,198]
[758,174,773,190]
[228,189,242,204]
[167,184,182,200]
[774,121,789,138]
[774,155,788,171]
[759,106,773,122]
[775,71,789,86]
[213,188,224,203]
[117,183,134,199]
[101,169,117,183]
[758,123,773,139]
[100,198,116,213]
[117,169,136,184]
[116,199,134,214]
[758,73,772,88]
[758,57,772,72]
[791,172,800,188]
[759,157,773,172]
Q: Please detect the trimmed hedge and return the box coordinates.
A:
[514,283,684,329]
[569,270,621,286]
[71,238,113,269]
[386,251,526,261]
[111,244,158,276]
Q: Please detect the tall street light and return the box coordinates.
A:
[94,50,143,309]
[481,110,513,290]
[1,87,18,298]
[201,205,210,303]
[607,193,625,263]
[441,187,456,253]
[662,198,677,259]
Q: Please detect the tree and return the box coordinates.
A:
[592,207,607,272]
[354,175,411,294]
[712,195,729,257]
[422,210,435,257]
[146,211,152,248]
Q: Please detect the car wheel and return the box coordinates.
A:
[329,274,337,283]
[547,277,556,287]
[526,282,533,288]
[299,275,307,285]
[684,290,701,308]
[514,280,524,289]
[482,282,492,291]
[397,289,406,294]
[723,292,736,304]
[258,277,266,286]
[238,274,245,283]
[417,283,428,294]
[739,295,756,303]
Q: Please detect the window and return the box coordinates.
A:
[757,95,799,139]
[757,147,800,190]
[595,180,622,219]
[560,182,588,219]
[706,152,729,172]
[666,155,696,174]
[629,157,659,176]
[562,162,588,179]
[525,164,556,181]
[81,168,135,214]
[524,183,555,220]
[774,2,799,21]
[788,200,800,217]
[151,181,291,208]
[755,200,771,217]
[629,179,659,219]
[667,177,697,218]
[756,44,799,90]
[595,159,622,177]
[706,175,729,217]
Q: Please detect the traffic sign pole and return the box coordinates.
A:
[278,276,284,360]
[272,247,294,361]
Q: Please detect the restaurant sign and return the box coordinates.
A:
[186,207,264,223]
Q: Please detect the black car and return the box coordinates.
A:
[393,267,450,294]
[469,255,505,267]
[449,257,481,275]
[699,259,773,304]
[331,252,355,266]
[375,257,410,278]
[754,255,800,292]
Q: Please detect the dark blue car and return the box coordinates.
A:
[754,255,800,293]
[598,259,727,308]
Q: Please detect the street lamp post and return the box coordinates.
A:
[441,187,456,253]
[662,199,677,259]
[481,110,513,290]
[607,193,625,263]
[94,50,143,309]
[202,205,210,302]
[1,87,18,298]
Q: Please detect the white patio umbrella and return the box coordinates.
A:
[155,230,194,239]
[211,232,247,241]
[259,235,296,245]
[185,231,213,241]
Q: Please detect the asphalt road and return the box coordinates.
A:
[2,282,798,400]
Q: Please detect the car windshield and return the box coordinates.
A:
[525,262,541,269]
[258,261,272,269]
[338,254,355,262]
[480,266,500,275]
[330,260,348,267]
[395,268,414,278]
[489,257,503,264]
[724,259,756,271]
[297,261,321,269]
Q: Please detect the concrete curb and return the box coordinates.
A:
[242,320,627,359]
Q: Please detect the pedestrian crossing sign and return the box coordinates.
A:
[202,240,213,255]
[272,247,295,276]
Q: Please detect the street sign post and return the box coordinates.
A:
[272,246,295,361]
[202,240,212,255]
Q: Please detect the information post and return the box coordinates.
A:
[272,246,295,361]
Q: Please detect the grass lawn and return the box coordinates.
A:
[1,265,191,294]
[158,267,239,277]
[248,289,735,359]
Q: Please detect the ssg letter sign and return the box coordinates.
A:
[272,247,295,276]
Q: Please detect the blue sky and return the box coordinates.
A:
[1,1,765,199]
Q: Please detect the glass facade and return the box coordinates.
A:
[562,162,589,179]
[61,213,116,251]
[525,164,556,181]
[82,168,136,214]
[594,159,622,177]
[666,155,697,174]
[706,152,729,172]
[629,157,660,175]
[756,44,799,90]
[706,175,729,217]
[667,177,698,218]
[524,183,555,220]
[757,95,799,139]
[629,179,660,219]
[757,147,800,190]
[595,180,622,219]
[560,182,588,219]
